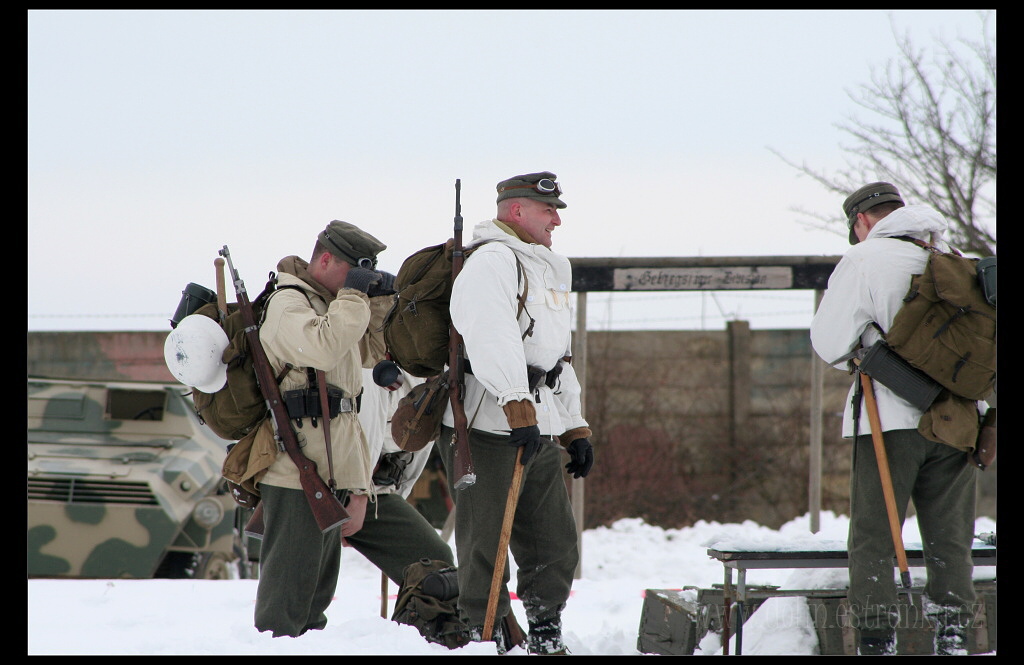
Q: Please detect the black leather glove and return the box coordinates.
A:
[344,267,381,293]
[564,438,593,478]
[508,425,542,465]
[367,270,397,297]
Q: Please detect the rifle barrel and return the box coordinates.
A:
[448,180,476,489]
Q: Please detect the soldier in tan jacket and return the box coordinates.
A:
[253,220,394,638]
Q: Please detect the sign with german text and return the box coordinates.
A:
[613,266,793,291]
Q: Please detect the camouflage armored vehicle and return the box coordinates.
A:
[28,376,259,580]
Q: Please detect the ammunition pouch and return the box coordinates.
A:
[977,256,996,308]
[465,358,564,393]
[283,384,359,422]
[527,365,546,392]
[373,451,414,487]
[857,341,943,412]
[527,363,564,392]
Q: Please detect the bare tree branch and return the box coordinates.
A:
[769,10,995,256]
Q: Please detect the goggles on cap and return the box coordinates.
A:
[499,178,562,198]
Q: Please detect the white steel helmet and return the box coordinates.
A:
[163,314,230,393]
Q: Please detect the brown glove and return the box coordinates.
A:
[502,399,538,428]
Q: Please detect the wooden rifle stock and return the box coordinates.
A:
[218,245,350,537]
[448,180,477,490]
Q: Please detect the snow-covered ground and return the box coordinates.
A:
[27,511,996,655]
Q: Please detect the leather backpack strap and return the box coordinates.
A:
[511,254,535,339]
[892,234,962,257]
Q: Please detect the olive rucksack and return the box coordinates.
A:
[881,237,996,401]
[392,559,471,649]
[382,240,530,378]
[186,273,305,441]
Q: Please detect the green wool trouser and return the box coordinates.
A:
[438,425,579,629]
[254,488,454,636]
[848,428,978,630]
[254,484,342,637]
[344,492,454,586]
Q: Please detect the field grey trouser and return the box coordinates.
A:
[254,485,342,637]
[438,425,579,629]
[848,428,978,630]
[344,492,454,585]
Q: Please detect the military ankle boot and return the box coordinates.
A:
[932,607,969,656]
[468,623,507,655]
[527,615,568,655]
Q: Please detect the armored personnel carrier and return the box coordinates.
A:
[28,376,258,579]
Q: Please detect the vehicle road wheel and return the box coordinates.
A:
[156,551,240,580]
[192,551,238,580]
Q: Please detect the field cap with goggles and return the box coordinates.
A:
[842,182,905,245]
[496,171,567,209]
[319,220,387,268]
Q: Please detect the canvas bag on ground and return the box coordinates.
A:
[391,558,471,649]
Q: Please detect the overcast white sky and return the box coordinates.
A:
[27,9,994,333]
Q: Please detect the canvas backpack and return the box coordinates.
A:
[880,237,996,401]
[382,240,532,378]
[187,273,306,441]
[391,559,526,652]
[391,559,472,649]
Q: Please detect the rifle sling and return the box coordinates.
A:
[316,369,338,492]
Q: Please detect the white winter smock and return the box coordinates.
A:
[810,204,968,437]
[441,219,588,437]
[358,368,433,498]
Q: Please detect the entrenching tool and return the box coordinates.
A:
[858,370,913,593]
[483,447,525,642]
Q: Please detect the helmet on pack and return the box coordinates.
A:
[163,314,229,394]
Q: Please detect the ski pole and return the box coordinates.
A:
[483,446,525,642]
[858,371,913,592]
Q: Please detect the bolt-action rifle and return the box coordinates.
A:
[219,245,350,537]
[448,180,477,491]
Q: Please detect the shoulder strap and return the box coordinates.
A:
[512,255,529,318]
[468,242,534,338]
[257,282,309,327]
[258,277,315,384]
[504,249,534,339]
[892,234,963,258]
